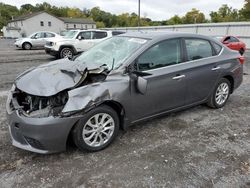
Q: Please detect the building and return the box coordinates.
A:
[1,11,96,38]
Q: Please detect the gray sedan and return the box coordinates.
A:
[6,32,244,153]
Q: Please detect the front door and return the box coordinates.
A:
[75,31,93,52]
[31,32,46,47]
[130,39,187,122]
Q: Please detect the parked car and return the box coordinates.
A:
[7,32,244,154]
[214,36,246,55]
[14,31,61,50]
[45,29,115,59]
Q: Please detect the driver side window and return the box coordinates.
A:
[78,31,91,40]
[136,39,181,71]
[32,32,44,39]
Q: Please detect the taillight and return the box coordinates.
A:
[238,56,245,64]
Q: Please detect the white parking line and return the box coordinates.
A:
[0,90,8,97]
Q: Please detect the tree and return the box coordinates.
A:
[210,4,239,22]
[240,0,250,20]
[167,15,183,25]
[183,8,205,24]
[96,21,105,28]
[0,3,19,32]
[20,4,36,14]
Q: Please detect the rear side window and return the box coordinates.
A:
[137,39,181,71]
[224,36,239,43]
[185,39,213,61]
[212,42,222,55]
[92,31,107,39]
[45,32,55,38]
[112,31,125,36]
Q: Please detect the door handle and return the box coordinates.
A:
[211,67,221,71]
[172,75,185,80]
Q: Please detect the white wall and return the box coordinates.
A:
[107,22,250,49]
[2,26,20,38]
[22,12,64,36]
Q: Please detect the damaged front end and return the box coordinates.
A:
[12,89,68,118]
[9,59,109,118]
[6,59,113,153]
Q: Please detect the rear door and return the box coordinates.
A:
[130,38,187,121]
[182,38,221,105]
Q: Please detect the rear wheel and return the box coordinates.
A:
[60,47,73,59]
[23,42,32,50]
[72,105,119,152]
[207,78,231,108]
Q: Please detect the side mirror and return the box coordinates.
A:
[78,36,84,40]
[137,76,148,95]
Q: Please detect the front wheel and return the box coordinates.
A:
[72,105,120,152]
[207,78,231,108]
[60,47,73,59]
[23,42,32,50]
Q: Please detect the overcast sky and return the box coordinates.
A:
[2,0,246,20]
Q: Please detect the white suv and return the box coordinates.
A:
[45,29,116,59]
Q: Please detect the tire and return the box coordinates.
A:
[60,47,74,59]
[72,105,120,152]
[207,78,231,108]
[239,48,245,55]
[23,42,32,50]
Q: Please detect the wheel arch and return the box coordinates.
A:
[101,100,127,130]
[66,100,127,148]
[22,42,32,49]
[223,75,234,94]
[59,45,77,55]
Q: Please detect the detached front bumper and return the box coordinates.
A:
[6,100,81,154]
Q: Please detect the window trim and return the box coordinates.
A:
[182,37,218,62]
[134,38,184,72]
[142,38,224,73]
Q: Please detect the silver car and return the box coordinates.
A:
[14,31,61,50]
[7,32,244,154]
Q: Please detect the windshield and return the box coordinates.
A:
[75,36,148,70]
[63,31,78,39]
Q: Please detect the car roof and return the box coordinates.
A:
[119,31,213,41]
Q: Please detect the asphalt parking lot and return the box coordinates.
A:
[0,39,250,188]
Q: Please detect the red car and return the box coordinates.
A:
[216,36,246,55]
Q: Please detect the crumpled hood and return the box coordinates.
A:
[15,58,105,97]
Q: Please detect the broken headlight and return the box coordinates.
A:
[13,89,68,118]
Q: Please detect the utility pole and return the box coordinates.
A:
[138,0,141,27]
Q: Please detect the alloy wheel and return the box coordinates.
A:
[82,113,115,147]
[215,82,229,105]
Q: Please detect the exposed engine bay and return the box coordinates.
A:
[12,69,108,118]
